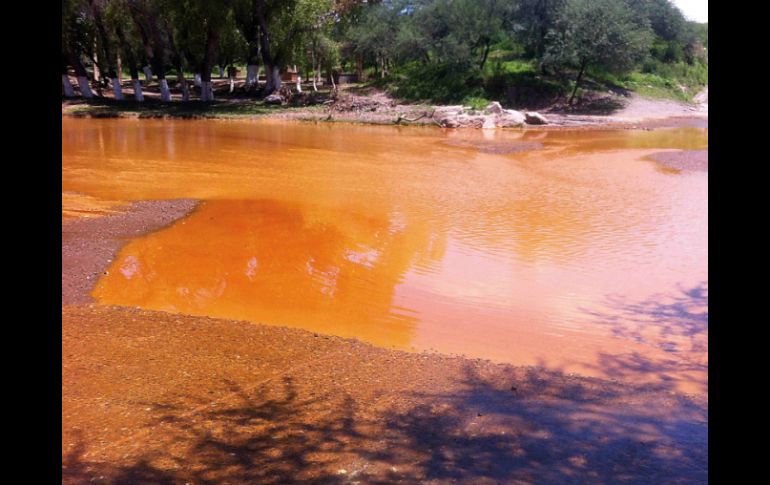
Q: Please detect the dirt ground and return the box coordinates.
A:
[62,77,708,131]
[61,200,708,484]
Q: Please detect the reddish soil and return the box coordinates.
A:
[61,200,707,483]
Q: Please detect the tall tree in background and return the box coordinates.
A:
[544,0,651,105]
[63,0,96,98]
[89,0,124,100]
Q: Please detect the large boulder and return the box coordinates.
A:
[482,115,497,129]
[485,101,504,115]
[524,111,548,125]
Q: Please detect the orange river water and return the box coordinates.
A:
[62,117,708,395]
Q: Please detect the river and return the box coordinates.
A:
[62,117,708,394]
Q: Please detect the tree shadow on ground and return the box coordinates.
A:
[63,366,707,484]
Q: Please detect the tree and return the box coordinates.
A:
[63,0,97,98]
[544,0,652,105]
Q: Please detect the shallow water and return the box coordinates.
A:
[63,118,708,394]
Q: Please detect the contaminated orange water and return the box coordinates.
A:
[63,118,708,394]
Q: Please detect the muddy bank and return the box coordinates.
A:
[62,199,198,304]
[648,149,708,172]
[63,304,707,484]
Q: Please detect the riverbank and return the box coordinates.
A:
[62,195,707,483]
[61,83,708,130]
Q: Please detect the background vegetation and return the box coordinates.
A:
[62,0,707,105]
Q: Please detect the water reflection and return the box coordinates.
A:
[93,199,442,348]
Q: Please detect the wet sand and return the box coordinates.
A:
[648,150,708,172]
[62,201,707,483]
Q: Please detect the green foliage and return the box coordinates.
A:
[544,0,652,75]
[62,0,707,106]
[461,96,490,110]
[389,62,485,103]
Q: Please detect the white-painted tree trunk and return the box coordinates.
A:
[219,66,225,78]
[111,78,124,100]
[245,65,259,89]
[194,73,201,87]
[77,76,94,98]
[265,65,281,94]
[159,78,171,102]
[142,66,153,83]
[229,76,235,93]
[200,81,214,101]
[132,79,144,101]
[330,72,336,91]
[62,75,75,97]
[296,75,302,93]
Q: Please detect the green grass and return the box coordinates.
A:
[461,96,490,110]
[587,59,707,103]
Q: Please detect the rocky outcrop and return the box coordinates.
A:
[432,102,546,128]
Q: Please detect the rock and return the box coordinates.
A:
[498,109,526,127]
[525,111,548,125]
[264,94,284,105]
[433,105,465,116]
[482,115,496,129]
[485,101,504,114]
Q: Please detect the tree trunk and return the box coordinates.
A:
[264,64,281,94]
[62,75,75,97]
[111,78,124,100]
[143,66,153,83]
[179,74,189,101]
[77,76,94,98]
[92,43,100,83]
[479,41,490,70]
[68,51,95,98]
[159,78,171,102]
[328,68,336,91]
[115,24,142,102]
[200,23,220,102]
[246,65,260,89]
[355,57,363,81]
[569,58,587,106]
[310,50,317,91]
[132,78,144,101]
[194,73,202,87]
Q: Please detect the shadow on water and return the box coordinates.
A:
[579,282,708,394]
[63,367,707,484]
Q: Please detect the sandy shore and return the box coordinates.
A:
[62,199,707,483]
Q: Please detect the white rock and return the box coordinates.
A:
[485,101,503,114]
[498,109,526,127]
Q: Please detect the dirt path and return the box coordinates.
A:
[61,201,707,484]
